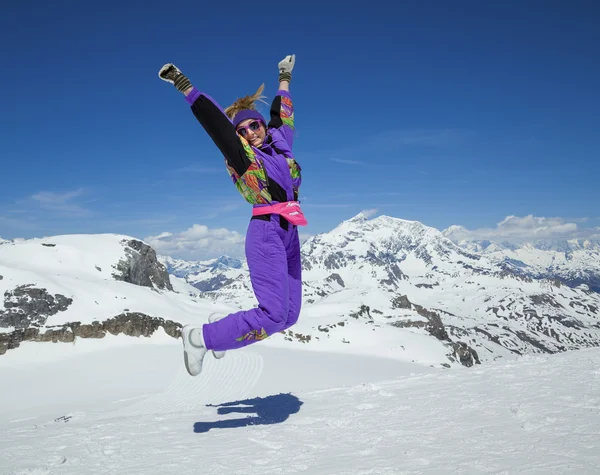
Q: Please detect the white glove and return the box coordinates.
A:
[278,54,295,82]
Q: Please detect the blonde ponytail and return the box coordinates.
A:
[224,83,267,120]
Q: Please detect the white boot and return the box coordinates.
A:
[208,313,226,360]
[181,325,208,376]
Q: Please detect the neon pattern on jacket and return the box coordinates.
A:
[236,328,268,342]
[280,96,294,129]
[214,91,301,206]
[225,136,272,205]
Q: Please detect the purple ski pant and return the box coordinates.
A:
[202,214,302,351]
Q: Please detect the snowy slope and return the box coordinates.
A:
[0,234,238,341]
[1,336,599,474]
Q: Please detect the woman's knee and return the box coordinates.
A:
[260,302,289,332]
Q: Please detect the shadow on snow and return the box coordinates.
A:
[193,393,303,433]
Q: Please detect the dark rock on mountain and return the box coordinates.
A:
[112,239,173,291]
[0,312,181,355]
[451,342,480,367]
[0,285,72,329]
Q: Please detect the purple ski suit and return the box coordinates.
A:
[184,87,303,352]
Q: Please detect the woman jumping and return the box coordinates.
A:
[158,54,305,376]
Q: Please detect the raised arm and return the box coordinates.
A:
[158,63,262,183]
[268,55,296,148]
[185,89,256,179]
[185,88,272,204]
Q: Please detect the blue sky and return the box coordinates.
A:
[2,0,599,258]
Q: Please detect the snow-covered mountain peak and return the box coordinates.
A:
[531,238,600,252]
[345,211,369,223]
[161,255,242,273]
[314,213,456,251]
[441,224,469,238]
[158,254,245,291]
[303,213,486,283]
[443,234,600,291]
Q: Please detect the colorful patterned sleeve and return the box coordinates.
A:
[187,89,272,205]
[268,90,295,149]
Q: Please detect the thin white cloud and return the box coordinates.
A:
[304,128,470,172]
[302,203,354,208]
[374,128,471,148]
[329,158,364,165]
[219,202,244,213]
[0,215,36,230]
[30,188,90,216]
[174,164,223,173]
[445,215,599,242]
[360,208,378,219]
[193,201,244,220]
[144,224,245,260]
[310,192,358,200]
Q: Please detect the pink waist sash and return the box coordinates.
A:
[252,201,308,226]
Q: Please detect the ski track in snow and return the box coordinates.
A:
[102,349,264,419]
[1,344,600,474]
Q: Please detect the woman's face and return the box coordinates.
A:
[236,119,266,147]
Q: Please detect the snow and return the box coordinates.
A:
[1,337,599,474]
[1,225,600,473]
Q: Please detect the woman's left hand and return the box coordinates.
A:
[278,54,295,82]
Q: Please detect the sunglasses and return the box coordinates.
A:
[236,120,263,137]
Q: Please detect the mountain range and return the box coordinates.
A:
[160,213,600,365]
[1,213,599,367]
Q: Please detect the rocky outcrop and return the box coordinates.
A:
[325,273,345,288]
[349,305,372,320]
[391,294,450,340]
[391,294,412,310]
[0,285,73,329]
[450,341,481,367]
[112,239,173,291]
[0,312,181,355]
[413,304,450,341]
[389,294,479,367]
